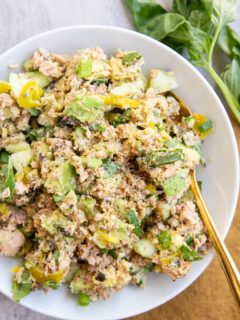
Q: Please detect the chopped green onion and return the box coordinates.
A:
[53,194,65,202]
[122,51,142,65]
[157,230,171,249]
[138,149,184,168]
[78,292,90,306]
[97,125,106,133]
[181,245,201,261]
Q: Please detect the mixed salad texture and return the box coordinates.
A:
[0,47,212,305]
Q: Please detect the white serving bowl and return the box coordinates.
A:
[0,26,239,320]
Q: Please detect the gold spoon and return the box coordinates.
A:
[174,94,240,310]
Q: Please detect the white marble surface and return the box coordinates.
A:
[0,1,239,320]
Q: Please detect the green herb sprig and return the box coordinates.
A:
[126,0,240,124]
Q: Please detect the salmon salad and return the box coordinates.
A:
[0,47,213,305]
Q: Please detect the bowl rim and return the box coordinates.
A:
[0,24,239,320]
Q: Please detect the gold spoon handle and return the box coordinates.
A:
[191,172,240,311]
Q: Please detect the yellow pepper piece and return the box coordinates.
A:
[160,257,172,265]
[30,267,63,283]
[18,81,43,108]
[192,114,213,139]
[104,95,139,109]
[96,230,118,245]
[15,166,31,183]
[0,81,11,93]
[12,266,20,273]
[148,122,156,129]
[0,203,11,218]
[145,184,156,193]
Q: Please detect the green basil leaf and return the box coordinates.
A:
[142,13,186,41]
[221,57,240,104]
[218,26,240,58]
[125,0,166,31]
[187,25,211,61]
[12,270,32,302]
[188,10,212,32]
[173,0,212,18]
[212,0,239,28]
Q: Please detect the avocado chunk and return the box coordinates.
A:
[41,209,76,235]
[149,69,178,94]
[45,162,76,195]
[161,174,187,196]
[5,142,30,153]
[9,72,50,100]
[11,149,33,172]
[78,195,96,218]
[64,95,103,122]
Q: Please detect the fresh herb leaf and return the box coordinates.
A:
[12,270,32,302]
[125,0,166,31]
[186,236,194,247]
[90,78,108,84]
[0,150,10,164]
[103,158,119,178]
[101,248,118,259]
[12,280,32,302]
[158,230,171,249]
[221,57,240,105]
[142,13,186,41]
[144,263,155,272]
[125,0,240,123]
[218,26,240,58]
[105,108,131,127]
[126,209,144,237]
